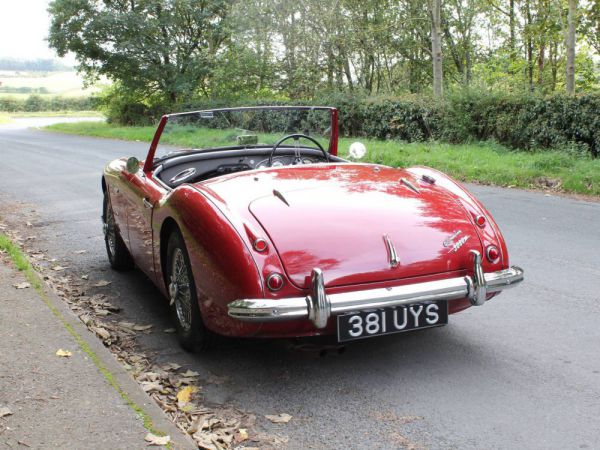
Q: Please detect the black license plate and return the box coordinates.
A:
[337,301,448,342]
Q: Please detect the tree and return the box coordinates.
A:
[582,0,600,54]
[565,0,577,94]
[48,0,232,104]
[429,0,444,98]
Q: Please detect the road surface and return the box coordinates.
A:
[0,123,598,449]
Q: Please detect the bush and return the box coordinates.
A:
[0,94,98,112]
[97,90,600,157]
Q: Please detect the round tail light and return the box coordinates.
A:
[253,238,268,252]
[486,245,500,263]
[266,273,284,292]
[475,215,486,228]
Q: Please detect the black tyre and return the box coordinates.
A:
[102,192,134,270]
[166,230,213,351]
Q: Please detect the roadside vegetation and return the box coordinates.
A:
[0,67,100,114]
[45,121,600,196]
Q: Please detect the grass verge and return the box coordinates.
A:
[0,232,168,442]
[0,114,13,124]
[45,121,600,197]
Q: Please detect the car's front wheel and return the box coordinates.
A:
[166,230,212,351]
[102,192,134,270]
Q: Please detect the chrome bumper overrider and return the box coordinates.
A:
[228,250,524,329]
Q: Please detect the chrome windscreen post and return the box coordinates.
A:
[306,268,330,329]
[469,250,487,306]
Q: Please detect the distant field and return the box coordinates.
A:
[44,121,600,197]
[0,71,100,98]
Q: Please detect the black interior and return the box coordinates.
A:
[154,147,346,188]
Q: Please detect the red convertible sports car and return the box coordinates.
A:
[102,106,523,351]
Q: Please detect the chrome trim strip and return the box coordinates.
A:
[151,165,173,191]
[400,177,420,194]
[228,265,524,329]
[383,234,400,268]
[273,189,290,206]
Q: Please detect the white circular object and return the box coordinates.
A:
[349,142,367,160]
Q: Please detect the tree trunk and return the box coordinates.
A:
[429,0,443,98]
[537,40,545,87]
[525,0,534,92]
[566,0,577,94]
[509,0,516,59]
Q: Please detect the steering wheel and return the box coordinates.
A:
[267,134,329,167]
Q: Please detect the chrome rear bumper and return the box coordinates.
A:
[228,250,524,329]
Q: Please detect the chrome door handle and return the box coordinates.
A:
[143,198,154,209]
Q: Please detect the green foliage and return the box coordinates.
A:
[0,95,97,112]
[96,90,600,157]
[48,0,232,104]
[44,121,600,196]
[98,84,166,125]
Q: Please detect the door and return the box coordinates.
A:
[121,171,166,280]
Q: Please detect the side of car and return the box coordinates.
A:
[102,158,267,350]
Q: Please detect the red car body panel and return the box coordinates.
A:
[103,108,514,339]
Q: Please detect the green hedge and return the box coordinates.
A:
[103,91,600,157]
[0,95,98,112]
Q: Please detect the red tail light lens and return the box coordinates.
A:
[475,215,486,228]
[486,245,500,263]
[266,273,284,291]
[253,238,268,252]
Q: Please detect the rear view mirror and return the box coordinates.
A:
[126,156,140,174]
[349,142,367,160]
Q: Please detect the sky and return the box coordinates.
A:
[0,0,74,63]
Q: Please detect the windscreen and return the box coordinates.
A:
[154,107,333,160]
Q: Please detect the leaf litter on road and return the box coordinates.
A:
[55,349,72,357]
[0,216,275,450]
[13,282,30,289]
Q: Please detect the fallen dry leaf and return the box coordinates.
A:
[0,407,12,418]
[144,433,170,446]
[90,326,111,341]
[81,274,89,280]
[265,413,292,424]
[55,349,72,358]
[133,324,153,332]
[176,385,198,407]
[163,328,176,333]
[51,265,67,271]
[237,428,249,441]
[164,362,181,371]
[140,381,163,392]
[13,282,31,289]
[181,369,199,377]
[92,280,112,287]
[74,250,87,254]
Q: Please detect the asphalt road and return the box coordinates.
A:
[1,123,599,449]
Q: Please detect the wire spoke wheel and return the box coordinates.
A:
[102,192,133,271]
[104,203,117,257]
[170,248,192,332]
